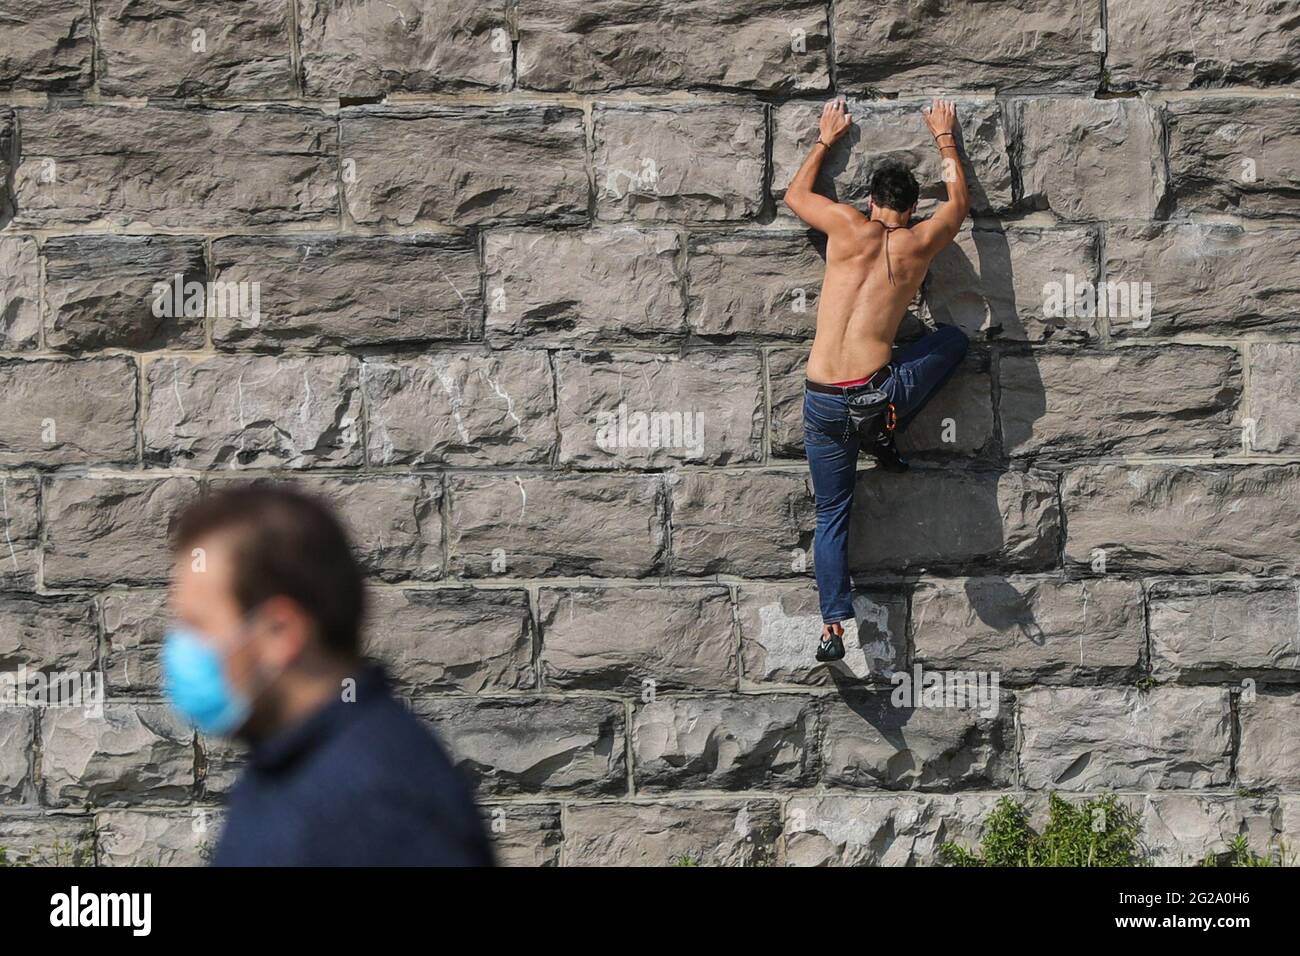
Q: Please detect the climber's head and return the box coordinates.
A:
[868,160,920,219]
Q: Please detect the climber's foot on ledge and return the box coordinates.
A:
[870,432,909,472]
[816,622,846,662]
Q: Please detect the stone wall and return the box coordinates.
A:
[0,1,1297,866]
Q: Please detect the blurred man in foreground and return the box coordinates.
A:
[164,486,493,866]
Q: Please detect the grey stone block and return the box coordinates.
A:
[632,694,818,791]
[96,0,295,97]
[485,228,686,348]
[340,105,588,228]
[564,799,782,866]
[447,473,667,578]
[1062,464,1300,574]
[364,587,535,694]
[362,351,556,467]
[14,105,338,229]
[1019,687,1233,790]
[517,0,829,93]
[911,577,1145,684]
[555,350,764,468]
[0,358,138,467]
[594,103,767,222]
[144,355,363,470]
[537,586,737,692]
[417,696,627,797]
[211,235,482,349]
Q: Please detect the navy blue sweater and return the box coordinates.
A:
[212,666,493,867]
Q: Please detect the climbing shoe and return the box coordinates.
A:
[815,631,846,662]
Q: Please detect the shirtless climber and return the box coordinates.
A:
[784,98,971,663]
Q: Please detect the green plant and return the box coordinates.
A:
[1199,835,1296,868]
[940,793,1145,867]
[669,852,700,867]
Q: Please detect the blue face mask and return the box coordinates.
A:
[162,627,251,736]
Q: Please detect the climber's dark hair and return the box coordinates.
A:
[869,160,920,213]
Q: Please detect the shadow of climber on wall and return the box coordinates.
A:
[162,486,494,866]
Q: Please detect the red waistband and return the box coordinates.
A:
[828,375,872,387]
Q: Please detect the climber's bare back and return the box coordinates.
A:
[806,218,937,384]
[785,97,971,387]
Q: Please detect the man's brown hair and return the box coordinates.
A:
[174,486,365,658]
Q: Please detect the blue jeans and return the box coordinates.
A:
[803,326,969,623]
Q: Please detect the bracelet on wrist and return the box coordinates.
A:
[816,138,832,149]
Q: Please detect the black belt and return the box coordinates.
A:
[805,365,891,396]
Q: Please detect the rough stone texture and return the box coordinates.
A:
[537,586,737,692]
[42,477,199,588]
[364,587,535,694]
[99,589,168,695]
[0,595,98,676]
[821,689,1013,791]
[1128,793,1281,867]
[1019,687,1233,790]
[1000,346,1241,459]
[211,235,482,349]
[96,0,295,98]
[1014,98,1166,220]
[669,470,814,577]
[0,707,34,800]
[144,355,362,470]
[1104,223,1300,338]
[14,105,338,229]
[1108,1,1300,90]
[923,225,1101,341]
[0,358,138,466]
[340,105,587,228]
[737,584,907,685]
[362,352,556,467]
[517,1,828,93]
[298,0,511,97]
[772,98,1014,214]
[555,351,764,468]
[485,228,686,348]
[686,232,824,341]
[835,0,1101,93]
[1062,464,1300,574]
[0,1,93,91]
[1237,694,1300,791]
[43,236,207,351]
[785,793,1004,866]
[0,236,41,349]
[417,696,626,797]
[564,800,782,866]
[0,478,40,591]
[632,694,817,791]
[210,474,443,582]
[911,577,1145,685]
[1147,580,1300,683]
[848,468,1061,573]
[594,103,766,222]
[1248,343,1300,453]
[481,804,563,867]
[0,4,1296,867]
[95,809,219,867]
[1167,97,1300,219]
[447,474,665,578]
[40,706,195,807]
